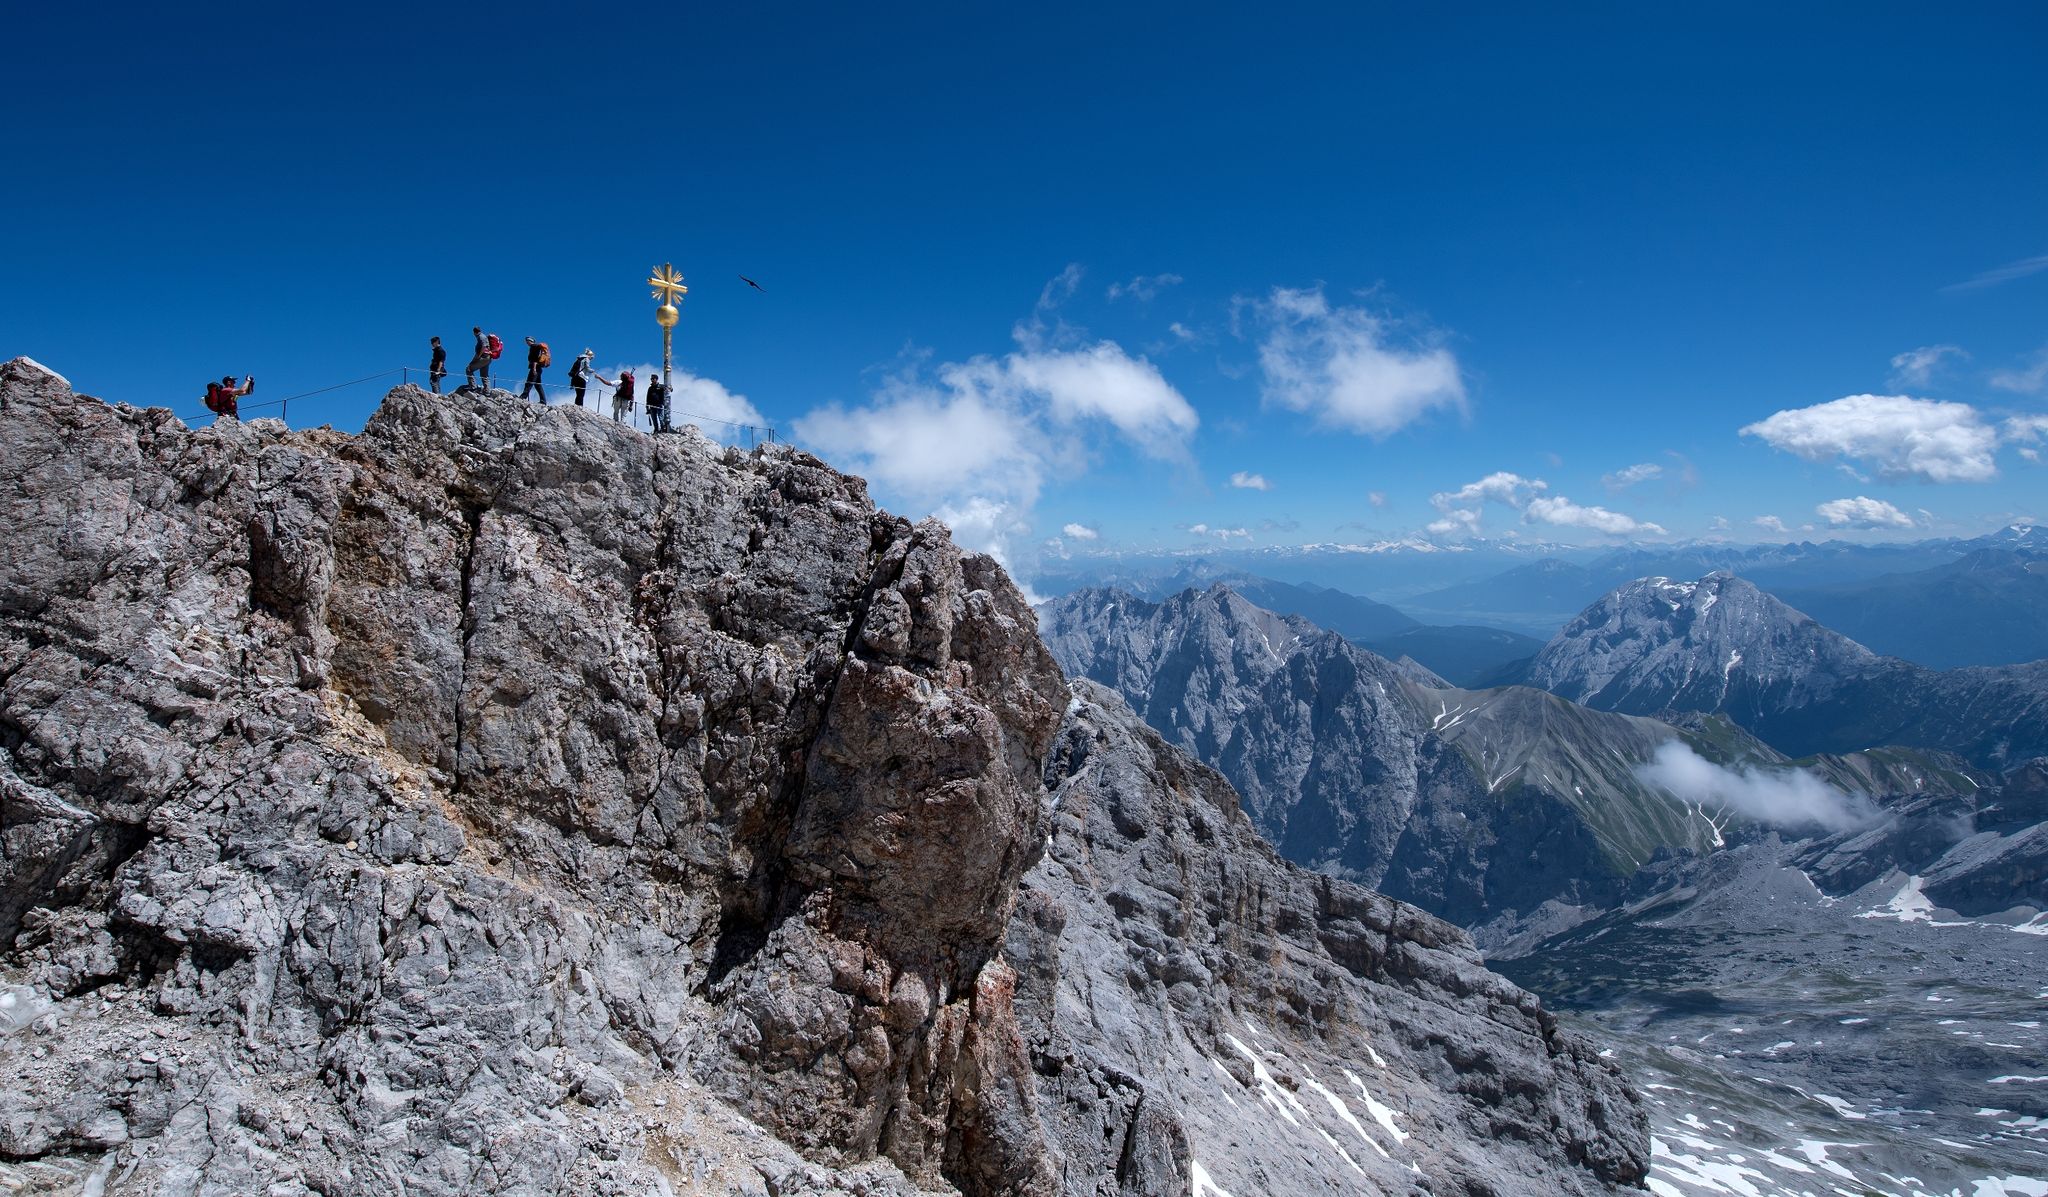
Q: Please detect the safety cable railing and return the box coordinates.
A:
[170,366,779,448]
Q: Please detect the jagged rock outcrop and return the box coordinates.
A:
[0,360,1648,1195]
[1039,585,1720,932]
[1522,572,2048,767]
[1012,683,1648,1196]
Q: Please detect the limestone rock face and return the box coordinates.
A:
[0,359,1645,1195]
[1014,683,1649,1196]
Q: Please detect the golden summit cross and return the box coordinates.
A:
[649,264,688,305]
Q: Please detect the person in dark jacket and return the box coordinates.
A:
[645,372,672,433]
[429,336,447,393]
[465,327,491,390]
[520,337,547,402]
[568,349,594,407]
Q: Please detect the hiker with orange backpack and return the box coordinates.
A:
[465,327,499,390]
[203,374,254,420]
[520,337,550,402]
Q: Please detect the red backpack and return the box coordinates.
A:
[535,342,550,368]
[203,382,223,413]
[486,334,504,360]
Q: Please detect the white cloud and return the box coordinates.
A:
[1425,471,1545,537]
[1816,495,1916,529]
[2022,448,2042,463]
[1637,743,1875,833]
[1435,471,1545,510]
[1602,462,1663,490]
[1753,515,1790,536]
[1739,394,2001,483]
[1229,471,1272,491]
[2007,414,2048,442]
[1943,252,2048,293]
[797,384,1042,500]
[1707,515,1731,531]
[794,281,1197,571]
[1367,490,1388,508]
[1888,344,1966,388]
[1107,272,1183,302]
[1256,286,1466,437]
[1062,522,1099,540]
[1524,495,1666,536]
[1991,350,2048,395]
[1186,523,1251,541]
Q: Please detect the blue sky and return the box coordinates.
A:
[6,3,2045,581]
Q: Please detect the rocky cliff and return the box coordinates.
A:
[0,360,1647,1195]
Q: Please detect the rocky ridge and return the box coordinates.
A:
[0,360,1647,1195]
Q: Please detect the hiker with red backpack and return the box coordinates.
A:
[520,337,550,402]
[593,368,635,422]
[465,327,501,390]
[203,374,254,420]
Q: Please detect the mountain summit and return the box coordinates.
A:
[0,361,1645,1196]
[1524,572,2048,765]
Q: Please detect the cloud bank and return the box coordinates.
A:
[1257,286,1466,437]
[795,310,1196,567]
[1740,394,2001,483]
[1816,495,1916,529]
[1425,470,1662,537]
[1636,742,1874,833]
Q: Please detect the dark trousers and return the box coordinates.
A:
[650,403,671,434]
[572,379,587,406]
[466,356,490,388]
[521,366,545,402]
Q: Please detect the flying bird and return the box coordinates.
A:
[739,275,766,293]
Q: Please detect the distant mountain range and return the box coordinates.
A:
[1043,527,2048,665]
[1773,547,2048,668]
[1520,572,2048,767]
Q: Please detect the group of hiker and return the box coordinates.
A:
[428,329,675,431]
[196,328,678,433]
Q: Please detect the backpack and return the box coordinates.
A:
[535,342,550,368]
[204,382,223,413]
[569,356,587,381]
[486,334,504,360]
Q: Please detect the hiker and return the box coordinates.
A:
[204,374,254,420]
[568,349,594,407]
[646,372,672,433]
[465,327,497,390]
[428,336,447,393]
[593,368,634,422]
[520,337,550,402]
